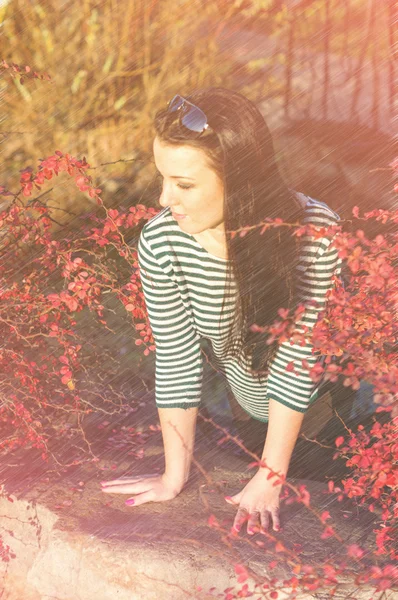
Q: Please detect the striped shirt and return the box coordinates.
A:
[137,193,342,422]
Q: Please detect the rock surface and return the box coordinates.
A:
[0,393,390,600]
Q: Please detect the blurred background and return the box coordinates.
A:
[0,0,396,477]
[1,0,395,219]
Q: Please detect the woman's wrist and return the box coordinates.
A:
[256,463,286,483]
[163,471,188,491]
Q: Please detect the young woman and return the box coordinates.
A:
[101,88,342,536]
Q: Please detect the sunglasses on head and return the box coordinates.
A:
[167,94,209,135]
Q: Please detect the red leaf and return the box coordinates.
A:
[321,526,335,539]
[293,565,301,574]
[234,563,248,583]
[320,511,331,523]
[297,485,311,507]
[247,460,262,469]
[347,544,365,558]
[349,259,360,274]
[207,514,219,528]
[277,308,289,319]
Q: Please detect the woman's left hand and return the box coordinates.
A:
[224,470,283,535]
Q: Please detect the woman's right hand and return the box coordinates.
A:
[100,472,184,506]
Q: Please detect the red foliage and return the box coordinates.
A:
[0,150,396,596]
[1,60,397,597]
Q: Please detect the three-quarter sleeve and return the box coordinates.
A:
[265,228,342,412]
[137,226,203,409]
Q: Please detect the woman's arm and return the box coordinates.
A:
[265,207,342,414]
[137,226,203,411]
[257,398,305,479]
[256,235,340,476]
[158,406,199,492]
[225,398,305,534]
[258,211,342,474]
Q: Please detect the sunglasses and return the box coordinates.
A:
[167,94,209,135]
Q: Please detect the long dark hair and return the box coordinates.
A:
[153,87,305,383]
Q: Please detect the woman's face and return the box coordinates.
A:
[153,136,225,236]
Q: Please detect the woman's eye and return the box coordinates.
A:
[155,174,192,190]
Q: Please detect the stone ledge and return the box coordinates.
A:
[0,402,392,599]
[0,476,381,600]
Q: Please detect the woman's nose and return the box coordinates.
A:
[158,182,175,208]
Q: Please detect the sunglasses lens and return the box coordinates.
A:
[167,95,208,133]
[168,95,184,112]
[181,108,207,133]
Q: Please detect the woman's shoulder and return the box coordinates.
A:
[140,206,176,240]
[139,207,204,264]
[140,206,188,251]
[294,191,341,224]
[138,207,179,267]
[138,208,185,276]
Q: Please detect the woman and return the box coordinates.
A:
[101,88,342,536]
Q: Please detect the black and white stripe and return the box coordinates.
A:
[137,195,342,422]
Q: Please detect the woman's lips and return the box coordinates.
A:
[171,211,187,220]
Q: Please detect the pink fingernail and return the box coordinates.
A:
[125,499,135,506]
